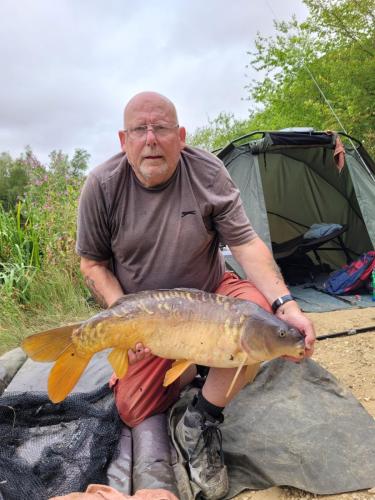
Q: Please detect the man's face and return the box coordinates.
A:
[119,95,186,188]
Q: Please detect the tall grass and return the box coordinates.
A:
[0,151,97,355]
[0,202,40,303]
[0,267,97,355]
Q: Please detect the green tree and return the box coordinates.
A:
[246,0,375,154]
[0,153,29,210]
[189,112,253,151]
[70,148,90,177]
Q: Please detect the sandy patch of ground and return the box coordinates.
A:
[235,307,375,500]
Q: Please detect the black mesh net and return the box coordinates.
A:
[0,385,122,500]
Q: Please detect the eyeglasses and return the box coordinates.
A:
[125,124,179,140]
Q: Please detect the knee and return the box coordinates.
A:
[117,401,148,428]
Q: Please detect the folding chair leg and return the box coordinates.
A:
[338,236,352,264]
[313,250,323,270]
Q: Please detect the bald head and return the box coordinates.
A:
[118,91,186,188]
[123,91,179,128]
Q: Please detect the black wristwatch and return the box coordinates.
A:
[271,294,295,313]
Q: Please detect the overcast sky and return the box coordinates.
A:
[0,0,308,168]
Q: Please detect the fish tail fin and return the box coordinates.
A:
[48,345,91,403]
[22,323,82,362]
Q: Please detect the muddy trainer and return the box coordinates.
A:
[73,91,315,499]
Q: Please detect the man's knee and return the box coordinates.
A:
[215,271,272,312]
[115,398,149,428]
[110,356,181,428]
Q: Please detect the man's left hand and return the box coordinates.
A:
[276,300,316,359]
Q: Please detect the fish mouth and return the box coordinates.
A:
[295,340,306,358]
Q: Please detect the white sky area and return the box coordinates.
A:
[0,0,308,168]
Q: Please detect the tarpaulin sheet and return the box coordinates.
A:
[169,358,375,499]
[2,354,375,499]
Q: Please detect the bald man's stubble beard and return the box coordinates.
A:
[139,163,169,183]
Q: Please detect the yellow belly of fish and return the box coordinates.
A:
[78,316,246,368]
[144,321,245,368]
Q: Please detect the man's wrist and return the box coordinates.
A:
[271,294,295,313]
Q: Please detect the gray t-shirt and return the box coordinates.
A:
[76,146,256,294]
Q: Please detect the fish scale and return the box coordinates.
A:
[22,288,305,403]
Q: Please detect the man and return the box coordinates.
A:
[76,91,315,499]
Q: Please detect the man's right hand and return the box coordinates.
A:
[128,342,152,365]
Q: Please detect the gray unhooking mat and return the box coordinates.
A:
[169,358,375,498]
[1,352,375,499]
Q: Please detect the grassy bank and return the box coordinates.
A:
[0,149,97,355]
[0,267,97,356]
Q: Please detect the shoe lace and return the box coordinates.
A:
[191,419,225,471]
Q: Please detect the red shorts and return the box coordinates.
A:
[110,272,271,427]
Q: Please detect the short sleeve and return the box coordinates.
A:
[76,174,113,261]
[211,166,257,246]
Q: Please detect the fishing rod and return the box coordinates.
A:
[317,325,375,341]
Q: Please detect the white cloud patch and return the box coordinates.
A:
[0,0,308,167]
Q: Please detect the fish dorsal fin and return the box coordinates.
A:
[154,287,202,295]
[163,359,194,387]
[22,323,82,362]
[108,348,129,379]
[48,345,91,403]
[109,295,128,308]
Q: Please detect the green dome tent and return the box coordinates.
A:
[217,130,375,283]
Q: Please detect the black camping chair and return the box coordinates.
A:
[272,224,351,266]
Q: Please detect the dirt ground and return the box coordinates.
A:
[235,306,375,500]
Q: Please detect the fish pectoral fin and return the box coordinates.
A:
[245,363,261,384]
[22,323,82,362]
[163,360,194,387]
[108,348,129,379]
[48,345,91,403]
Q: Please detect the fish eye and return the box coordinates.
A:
[279,329,287,338]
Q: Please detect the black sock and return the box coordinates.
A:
[193,390,224,421]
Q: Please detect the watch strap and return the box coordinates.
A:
[271,294,295,313]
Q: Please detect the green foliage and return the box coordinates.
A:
[189,0,374,156]
[246,0,375,154]
[0,205,39,304]
[0,266,97,355]
[0,147,91,353]
[0,153,29,210]
[188,112,254,151]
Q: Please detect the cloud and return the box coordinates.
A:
[0,0,308,167]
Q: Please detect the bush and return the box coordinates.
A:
[0,148,92,353]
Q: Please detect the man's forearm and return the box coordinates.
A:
[80,259,124,308]
[230,237,290,305]
[230,237,316,354]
